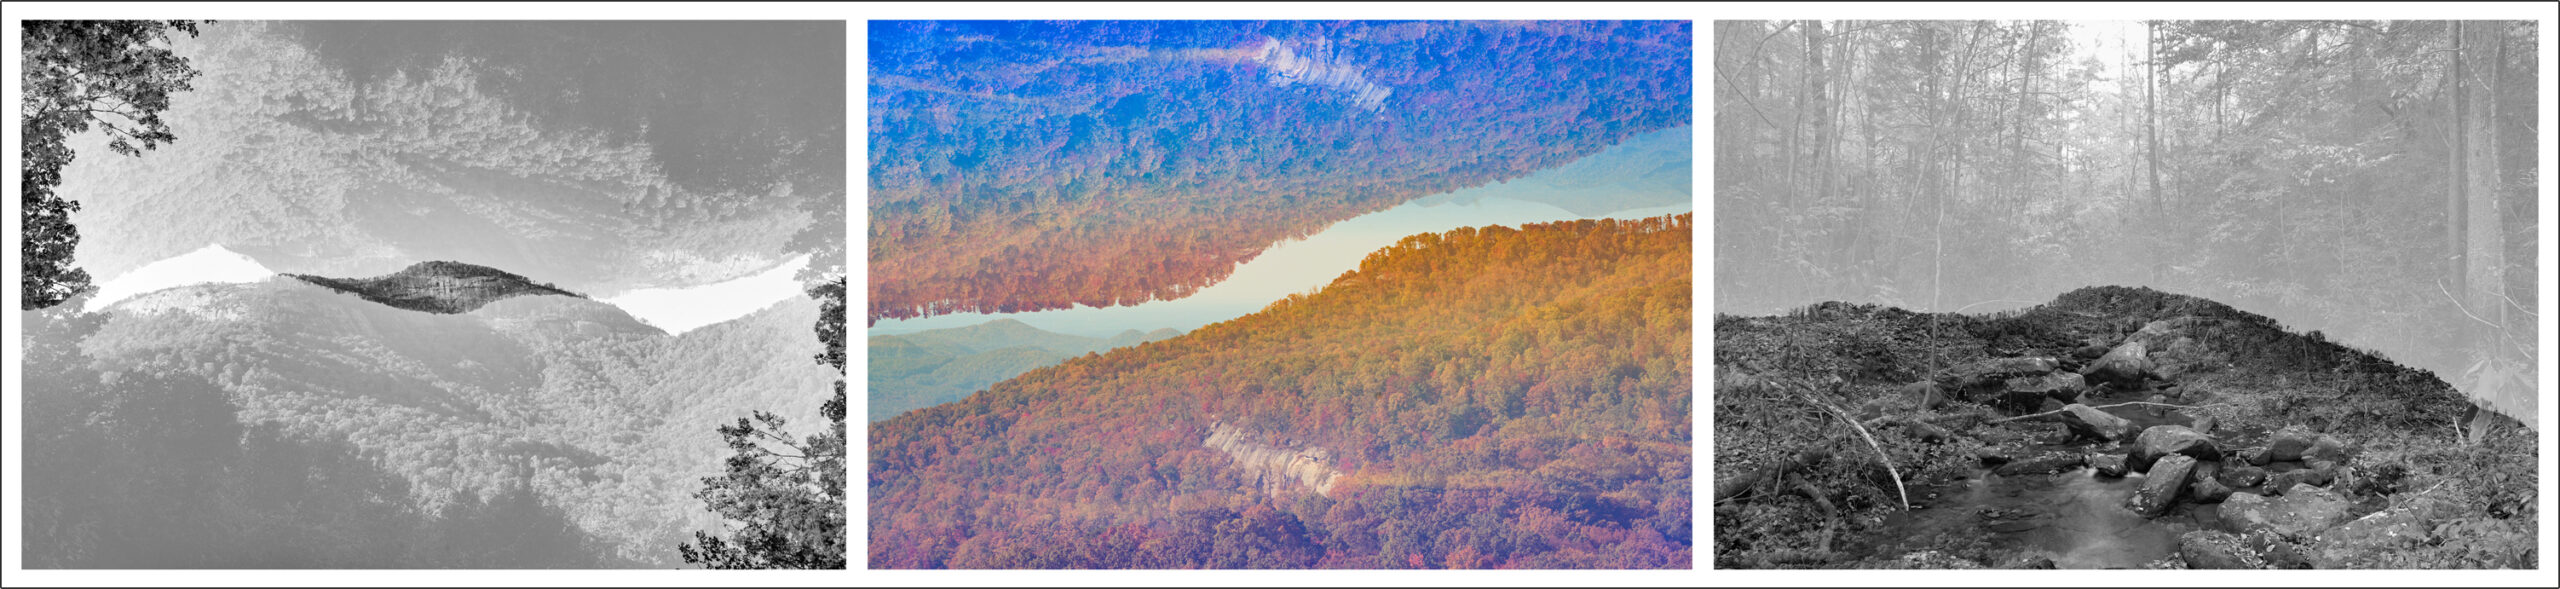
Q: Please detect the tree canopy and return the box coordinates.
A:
[680,277,849,568]
[19,20,203,310]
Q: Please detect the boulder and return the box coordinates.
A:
[2007,372,2087,405]
[1993,451,2088,477]
[2266,427,2320,462]
[2080,340,2157,390]
[2124,454,2196,518]
[2303,436,2351,464]
[2266,466,2336,492]
[2127,425,2222,473]
[2220,484,2355,540]
[2185,411,2219,435]
[2310,493,2462,568]
[2242,531,2317,569]
[2236,447,2274,466]
[2090,454,2130,478]
[2187,461,2234,503]
[2179,530,2266,569]
[2059,403,2136,442]
[2219,465,2269,490]
[2189,476,2237,504]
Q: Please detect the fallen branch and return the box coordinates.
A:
[1794,384,1910,510]
[1988,401,2217,424]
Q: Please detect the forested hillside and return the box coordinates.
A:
[1712,20,2539,422]
[55,21,844,294]
[869,20,1690,323]
[20,279,834,567]
[869,319,1183,420]
[871,214,1692,569]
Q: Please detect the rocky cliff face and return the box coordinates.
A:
[1203,420,1345,497]
[289,260,583,314]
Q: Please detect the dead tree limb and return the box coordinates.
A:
[1987,401,2218,424]
[1794,385,1910,510]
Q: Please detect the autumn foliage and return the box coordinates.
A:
[870,214,1693,568]
[868,21,1692,324]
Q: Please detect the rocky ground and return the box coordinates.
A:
[1713,286,2537,569]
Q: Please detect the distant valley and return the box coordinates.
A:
[869,319,1181,420]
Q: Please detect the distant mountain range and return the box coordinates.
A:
[869,319,1182,421]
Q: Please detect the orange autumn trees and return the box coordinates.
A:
[870,214,1692,569]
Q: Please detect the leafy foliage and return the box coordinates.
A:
[680,278,849,569]
[19,20,204,310]
[872,215,1692,569]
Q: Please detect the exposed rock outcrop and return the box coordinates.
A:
[1204,421,1345,497]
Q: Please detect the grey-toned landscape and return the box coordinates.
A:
[19,21,845,568]
[1713,20,2538,570]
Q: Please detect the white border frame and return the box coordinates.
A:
[2,2,2552,587]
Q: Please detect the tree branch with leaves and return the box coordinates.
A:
[20,20,204,310]
[679,277,847,569]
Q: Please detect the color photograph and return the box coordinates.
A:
[867,20,1695,569]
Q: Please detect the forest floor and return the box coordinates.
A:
[1712,286,2537,569]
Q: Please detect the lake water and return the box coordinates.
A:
[868,127,1695,338]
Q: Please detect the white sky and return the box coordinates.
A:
[602,253,812,335]
[84,244,274,312]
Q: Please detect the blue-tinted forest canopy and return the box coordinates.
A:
[869,20,1691,323]
[1713,20,2539,423]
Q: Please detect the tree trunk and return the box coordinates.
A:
[2146,21,2165,285]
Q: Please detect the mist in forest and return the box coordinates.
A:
[1712,20,2540,423]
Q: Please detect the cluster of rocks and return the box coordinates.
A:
[2073,424,2454,570]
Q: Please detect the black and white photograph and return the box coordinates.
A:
[1712,20,2539,569]
[15,20,845,568]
